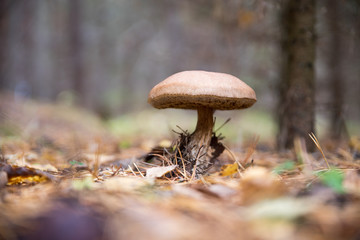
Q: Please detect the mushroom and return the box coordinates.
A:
[148,70,256,176]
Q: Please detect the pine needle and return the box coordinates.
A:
[128,165,137,176]
[309,132,330,169]
[133,162,144,178]
[242,135,260,165]
[223,144,246,171]
[177,146,188,180]
[214,118,231,133]
[190,145,204,181]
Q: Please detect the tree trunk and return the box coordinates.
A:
[277,0,316,151]
[20,0,37,98]
[68,0,85,105]
[0,1,11,90]
[326,0,346,141]
[355,2,360,122]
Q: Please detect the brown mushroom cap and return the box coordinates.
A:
[148,70,257,110]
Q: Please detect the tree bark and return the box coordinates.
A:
[0,1,11,90]
[326,0,345,141]
[277,0,316,151]
[68,0,85,105]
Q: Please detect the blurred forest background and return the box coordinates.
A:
[0,0,360,148]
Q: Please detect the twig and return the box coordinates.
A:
[309,132,330,169]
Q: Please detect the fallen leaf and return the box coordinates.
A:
[0,163,54,185]
[246,197,314,220]
[146,165,177,178]
[220,163,238,176]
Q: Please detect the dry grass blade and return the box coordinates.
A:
[309,132,330,169]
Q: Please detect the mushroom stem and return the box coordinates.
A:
[187,107,215,175]
[192,107,214,145]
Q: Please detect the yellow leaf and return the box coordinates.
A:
[220,163,238,177]
[8,175,49,185]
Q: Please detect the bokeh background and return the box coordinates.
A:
[0,0,359,146]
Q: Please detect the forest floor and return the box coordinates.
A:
[0,95,360,240]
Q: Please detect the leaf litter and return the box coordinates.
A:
[0,97,360,240]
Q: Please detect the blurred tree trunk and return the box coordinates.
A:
[21,0,37,98]
[326,0,346,141]
[277,0,316,151]
[68,0,85,105]
[356,2,360,121]
[0,1,10,90]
